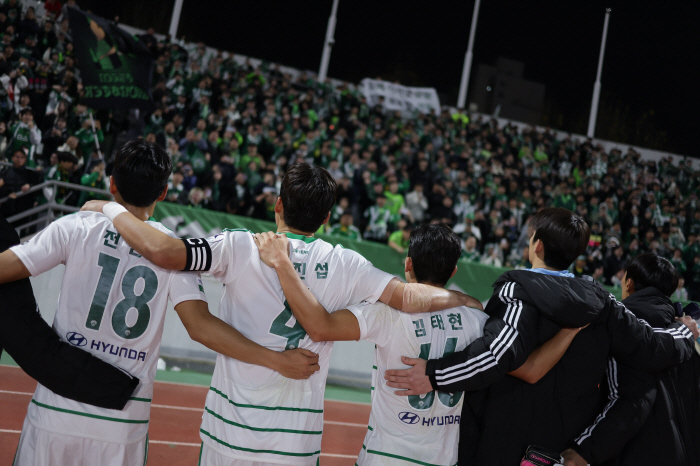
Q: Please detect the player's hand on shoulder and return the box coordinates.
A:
[677,315,700,339]
[81,200,110,213]
[458,291,483,311]
[254,231,290,269]
[277,348,320,379]
[384,356,432,396]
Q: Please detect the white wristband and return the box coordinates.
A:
[103,202,128,223]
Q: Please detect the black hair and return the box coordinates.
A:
[279,163,337,233]
[112,139,171,208]
[626,252,678,297]
[407,223,461,287]
[530,207,590,270]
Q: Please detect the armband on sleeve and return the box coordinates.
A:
[181,238,212,271]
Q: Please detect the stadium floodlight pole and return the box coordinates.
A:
[318,0,340,82]
[457,0,482,109]
[587,8,611,138]
[169,0,185,41]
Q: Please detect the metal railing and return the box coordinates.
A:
[0,180,112,236]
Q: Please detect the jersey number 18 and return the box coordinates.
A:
[84,252,158,340]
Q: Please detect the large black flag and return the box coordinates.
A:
[67,7,154,110]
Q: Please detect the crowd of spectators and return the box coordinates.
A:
[0,0,699,301]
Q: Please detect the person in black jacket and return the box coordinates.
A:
[0,212,139,410]
[564,252,700,466]
[384,208,698,465]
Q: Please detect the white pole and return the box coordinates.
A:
[169,0,185,41]
[587,8,611,138]
[318,0,340,82]
[457,0,482,109]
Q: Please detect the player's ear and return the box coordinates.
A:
[449,266,457,279]
[404,256,413,273]
[156,186,168,202]
[109,176,117,195]
[321,211,330,225]
[274,197,283,214]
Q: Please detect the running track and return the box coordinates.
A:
[0,365,370,466]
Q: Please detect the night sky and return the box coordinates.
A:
[80,0,698,156]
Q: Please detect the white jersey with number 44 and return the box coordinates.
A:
[348,301,488,466]
[199,230,394,465]
[10,212,207,444]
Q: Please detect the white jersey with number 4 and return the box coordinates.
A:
[10,212,207,444]
[199,230,394,465]
[347,301,488,466]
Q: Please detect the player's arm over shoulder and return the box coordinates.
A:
[104,210,186,270]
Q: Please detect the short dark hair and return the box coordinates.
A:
[279,163,337,233]
[626,252,678,297]
[112,139,171,208]
[407,223,461,287]
[531,207,590,270]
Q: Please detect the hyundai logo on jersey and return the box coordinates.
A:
[398,412,420,424]
[66,332,88,347]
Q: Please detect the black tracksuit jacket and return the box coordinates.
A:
[572,287,700,466]
[424,270,695,466]
[0,214,138,410]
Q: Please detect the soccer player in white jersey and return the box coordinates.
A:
[0,141,319,466]
[81,162,482,466]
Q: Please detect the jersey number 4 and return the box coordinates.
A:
[408,338,463,410]
[269,300,307,350]
[84,252,158,340]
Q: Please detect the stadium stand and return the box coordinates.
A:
[0,1,698,304]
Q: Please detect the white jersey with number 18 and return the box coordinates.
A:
[199,230,394,465]
[348,301,488,466]
[10,212,207,444]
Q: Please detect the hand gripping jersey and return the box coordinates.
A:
[10,212,206,444]
[198,230,394,465]
[347,301,488,466]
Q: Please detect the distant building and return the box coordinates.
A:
[470,57,545,125]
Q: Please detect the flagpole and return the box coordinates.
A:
[457,0,482,109]
[169,0,185,40]
[318,0,340,82]
[587,8,611,138]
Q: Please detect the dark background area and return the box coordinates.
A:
[77,0,698,156]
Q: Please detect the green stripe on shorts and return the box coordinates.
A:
[200,428,321,457]
[31,399,149,424]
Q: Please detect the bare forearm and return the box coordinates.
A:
[273,258,334,341]
[113,212,185,270]
[184,311,282,370]
[386,282,480,313]
[509,328,579,384]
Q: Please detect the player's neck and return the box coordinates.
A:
[531,257,556,271]
[275,220,315,237]
[114,194,154,222]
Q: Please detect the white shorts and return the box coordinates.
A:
[197,442,318,466]
[12,417,148,466]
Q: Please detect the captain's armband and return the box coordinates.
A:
[181,238,212,271]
